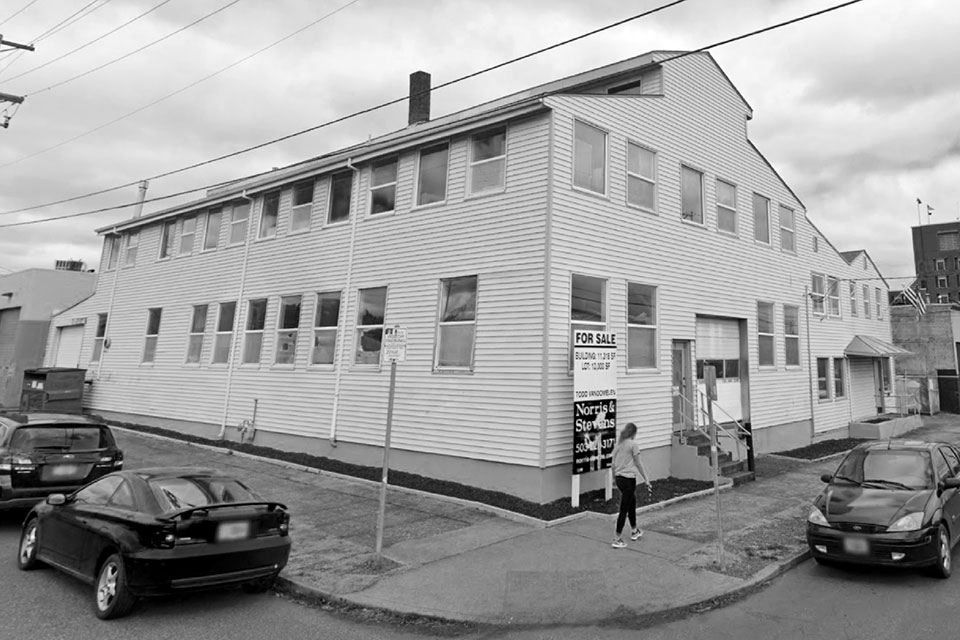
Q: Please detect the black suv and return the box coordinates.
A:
[0,412,123,510]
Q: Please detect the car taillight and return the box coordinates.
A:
[0,455,35,472]
[279,512,290,537]
[96,451,124,469]
[150,525,177,549]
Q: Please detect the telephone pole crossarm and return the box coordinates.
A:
[0,91,24,105]
[0,36,35,52]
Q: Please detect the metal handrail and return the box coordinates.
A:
[695,389,752,440]
[674,392,749,460]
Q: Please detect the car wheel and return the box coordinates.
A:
[17,518,41,571]
[241,575,277,594]
[930,524,952,579]
[94,554,136,619]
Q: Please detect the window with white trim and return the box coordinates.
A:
[875,287,883,318]
[91,313,107,362]
[370,158,398,215]
[757,301,775,366]
[159,221,175,259]
[311,292,340,365]
[779,205,795,252]
[627,283,656,368]
[275,295,301,365]
[827,276,841,317]
[212,301,236,364]
[833,357,845,398]
[850,282,858,317]
[203,208,221,250]
[939,294,950,303]
[936,258,946,271]
[328,171,352,224]
[753,193,770,244]
[573,120,606,194]
[813,236,819,252]
[179,217,196,255]
[811,274,825,315]
[105,235,120,270]
[469,127,506,195]
[242,298,267,364]
[125,231,139,266]
[436,276,478,369]
[142,308,162,364]
[229,202,250,245]
[863,284,871,318]
[784,305,800,367]
[417,144,449,206]
[186,304,207,364]
[355,287,387,365]
[259,192,280,239]
[626,143,656,211]
[937,276,948,289]
[680,165,703,224]
[716,179,737,234]
[817,358,829,399]
[290,181,314,232]
[570,274,605,368]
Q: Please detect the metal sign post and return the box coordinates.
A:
[704,366,725,571]
[375,326,406,559]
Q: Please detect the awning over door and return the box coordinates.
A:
[844,335,912,357]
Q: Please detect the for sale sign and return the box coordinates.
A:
[572,330,618,474]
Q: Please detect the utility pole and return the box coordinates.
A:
[0,34,35,128]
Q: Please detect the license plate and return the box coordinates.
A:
[49,464,79,477]
[843,536,869,555]
[216,521,250,542]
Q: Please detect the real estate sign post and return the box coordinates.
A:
[375,326,406,558]
[572,330,618,507]
[704,365,726,571]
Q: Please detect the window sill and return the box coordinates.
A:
[367,210,397,219]
[716,228,739,238]
[785,365,802,370]
[351,364,383,372]
[287,228,312,236]
[680,217,706,228]
[254,235,278,243]
[183,362,202,368]
[139,362,156,368]
[570,184,609,201]
[411,200,448,212]
[463,186,506,202]
[625,202,657,216]
[210,362,229,368]
[200,247,218,254]
[626,367,660,374]
[270,363,296,370]
[780,248,797,255]
[325,219,350,228]
[239,362,262,369]
[757,365,777,371]
[306,364,335,371]
[753,239,772,247]
[433,367,475,375]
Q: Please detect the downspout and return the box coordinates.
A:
[805,285,815,438]
[329,158,360,445]
[539,106,553,470]
[218,190,256,438]
[98,228,122,381]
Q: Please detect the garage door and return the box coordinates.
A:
[54,325,84,368]
[695,317,743,421]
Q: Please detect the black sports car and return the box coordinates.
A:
[0,412,123,510]
[17,467,291,619]
[807,440,960,578]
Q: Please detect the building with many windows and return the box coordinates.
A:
[913,221,960,304]
[47,51,901,502]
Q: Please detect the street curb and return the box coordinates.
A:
[766,450,851,464]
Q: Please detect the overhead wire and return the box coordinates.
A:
[29,0,106,45]
[0,0,40,28]
[0,0,868,228]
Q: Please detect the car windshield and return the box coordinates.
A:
[149,475,259,512]
[834,449,933,490]
[8,426,109,452]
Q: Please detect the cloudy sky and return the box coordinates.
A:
[0,0,956,286]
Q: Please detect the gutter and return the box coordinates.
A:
[805,285,815,438]
[97,228,122,381]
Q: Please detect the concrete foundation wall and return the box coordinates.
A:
[751,418,813,453]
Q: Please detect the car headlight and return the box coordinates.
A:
[887,512,925,532]
[808,506,831,527]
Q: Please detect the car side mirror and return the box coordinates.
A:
[46,493,66,506]
[942,478,960,490]
[820,473,833,483]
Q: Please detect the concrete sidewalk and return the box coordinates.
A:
[113,414,960,626]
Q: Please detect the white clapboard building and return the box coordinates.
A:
[46,52,903,503]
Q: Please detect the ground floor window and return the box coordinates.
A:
[817,358,830,399]
[833,357,845,398]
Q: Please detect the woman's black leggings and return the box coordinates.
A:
[615,475,637,535]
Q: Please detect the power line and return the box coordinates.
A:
[30,1,107,45]
[20,0,243,96]
[0,0,39,28]
[0,0,362,170]
[4,0,176,83]
[0,0,867,226]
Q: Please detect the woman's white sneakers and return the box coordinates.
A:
[611,537,627,549]
[631,529,644,541]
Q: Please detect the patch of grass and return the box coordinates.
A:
[774,438,863,460]
[100,417,712,522]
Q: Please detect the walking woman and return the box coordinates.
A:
[611,422,652,548]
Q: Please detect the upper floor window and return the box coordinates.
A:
[212,301,236,364]
[370,158,398,215]
[753,193,770,244]
[573,120,606,194]
[290,181,314,232]
[627,283,656,369]
[680,166,703,224]
[311,292,341,366]
[757,301,775,366]
[91,313,107,363]
[779,205,795,252]
[417,144,449,206]
[355,287,387,365]
[186,304,207,364]
[784,305,800,367]
[328,171,352,224]
[813,236,819,252]
[259,192,280,239]
[469,127,506,195]
[811,274,825,315]
[159,220,176,259]
[204,208,221,251]
[626,143,656,212]
[436,276,478,370]
[142,308,162,364]
[863,284,871,318]
[125,232,139,266]
[937,275,948,289]
[242,298,267,364]
[716,179,737,234]
[179,217,196,255]
[936,258,946,271]
[570,274,605,368]
[105,235,120,270]
[875,287,883,318]
[275,295,302,365]
[849,282,858,316]
[229,202,250,245]
[939,232,960,252]
[827,276,841,317]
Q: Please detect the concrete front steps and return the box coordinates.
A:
[672,429,755,485]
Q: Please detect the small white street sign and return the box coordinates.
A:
[381,326,407,363]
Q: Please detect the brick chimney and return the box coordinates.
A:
[408,71,431,126]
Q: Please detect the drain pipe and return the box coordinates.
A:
[218,191,256,439]
[329,159,360,445]
[805,285,816,438]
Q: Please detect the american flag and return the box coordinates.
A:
[901,285,927,317]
